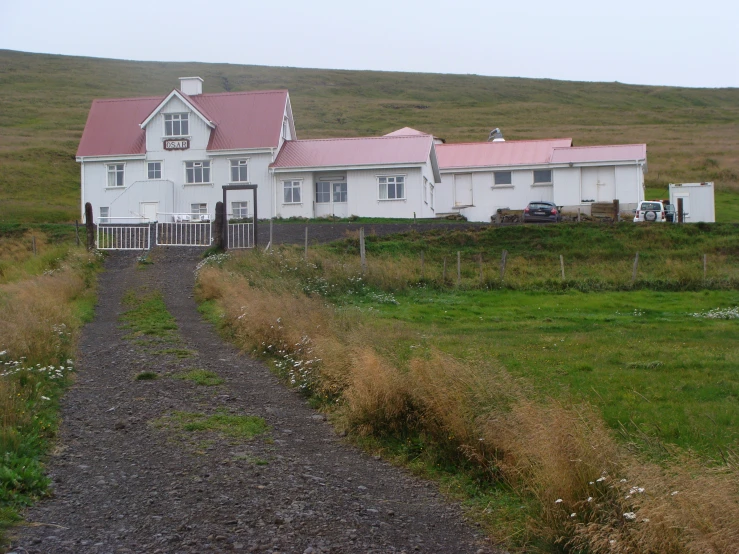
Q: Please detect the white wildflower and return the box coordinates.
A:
[555,499,563,504]
[623,512,637,521]
[40,396,51,401]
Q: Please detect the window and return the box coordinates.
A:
[230,159,248,182]
[423,178,429,204]
[232,201,248,219]
[282,117,290,140]
[185,161,211,184]
[99,207,109,223]
[283,181,302,204]
[107,164,124,187]
[164,113,189,137]
[191,203,207,215]
[378,175,405,200]
[147,161,162,180]
[533,169,552,184]
[494,171,512,186]
[315,182,331,203]
[333,182,347,203]
[429,183,435,210]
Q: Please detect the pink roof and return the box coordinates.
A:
[436,139,573,169]
[384,127,430,137]
[271,135,433,169]
[550,144,646,163]
[77,90,288,157]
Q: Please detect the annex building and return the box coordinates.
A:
[77,77,647,225]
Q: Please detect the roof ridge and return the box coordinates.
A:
[285,135,430,144]
[438,138,572,146]
[93,96,164,103]
[555,143,646,149]
[198,89,288,97]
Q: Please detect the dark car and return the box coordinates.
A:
[523,201,561,223]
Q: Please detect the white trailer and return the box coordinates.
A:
[669,182,715,223]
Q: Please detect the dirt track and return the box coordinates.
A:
[9,246,499,554]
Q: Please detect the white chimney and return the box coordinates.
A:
[179,76,203,96]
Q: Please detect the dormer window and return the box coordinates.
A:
[164,113,189,137]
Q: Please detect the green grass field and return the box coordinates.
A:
[2,49,739,223]
[352,288,739,459]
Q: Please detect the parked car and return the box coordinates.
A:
[633,201,667,223]
[523,201,561,223]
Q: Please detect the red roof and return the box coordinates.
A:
[435,139,573,169]
[77,90,288,157]
[550,144,646,163]
[271,135,433,169]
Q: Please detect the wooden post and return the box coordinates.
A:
[560,254,565,280]
[479,253,484,283]
[577,207,581,223]
[269,219,273,252]
[703,253,707,281]
[500,249,508,281]
[213,201,224,249]
[75,220,81,246]
[304,226,309,260]
[613,199,620,222]
[359,227,366,274]
[677,198,684,223]
[32,235,37,256]
[85,202,95,250]
[456,251,461,286]
[631,252,639,285]
[443,257,447,282]
[420,251,425,279]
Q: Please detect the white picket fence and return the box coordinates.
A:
[97,224,151,250]
[227,222,254,249]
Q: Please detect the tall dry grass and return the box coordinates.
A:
[197,252,739,553]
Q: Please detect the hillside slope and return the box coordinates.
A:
[1,49,738,222]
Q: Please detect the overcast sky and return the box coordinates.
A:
[1,0,737,88]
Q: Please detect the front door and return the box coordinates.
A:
[581,167,616,203]
[315,181,348,218]
[140,202,159,222]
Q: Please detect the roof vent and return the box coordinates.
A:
[488,128,505,142]
[179,76,203,96]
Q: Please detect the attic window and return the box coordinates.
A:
[164,113,189,137]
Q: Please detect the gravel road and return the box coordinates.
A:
[9,246,500,554]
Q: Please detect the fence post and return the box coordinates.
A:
[457,251,461,286]
[213,201,224,249]
[577,207,581,223]
[85,202,95,250]
[703,253,707,282]
[359,227,366,274]
[479,253,484,283]
[631,252,639,285]
[560,254,565,280]
[500,249,508,281]
[269,219,274,252]
[420,251,425,279]
[75,220,80,246]
[613,199,620,222]
[443,257,447,282]
[32,235,37,256]
[304,226,309,260]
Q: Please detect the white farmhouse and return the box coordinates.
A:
[77,77,647,225]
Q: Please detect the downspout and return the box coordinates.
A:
[80,159,85,222]
[270,147,276,219]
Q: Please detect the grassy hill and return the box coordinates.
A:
[1,49,739,223]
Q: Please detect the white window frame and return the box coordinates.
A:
[99,206,109,223]
[184,161,212,185]
[191,203,208,215]
[429,183,435,211]
[106,163,125,188]
[283,180,302,204]
[423,178,429,205]
[147,161,163,180]
[378,175,406,201]
[533,169,553,185]
[493,171,513,187]
[229,158,249,183]
[282,117,290,140]
[315,181,331,204]
[333,182,347,203]
[231,201,249,219]
[164,113,189,137]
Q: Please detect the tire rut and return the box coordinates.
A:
[10,247,500,554]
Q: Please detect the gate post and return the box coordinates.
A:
[214,201,225,250]
[85,202,96,250]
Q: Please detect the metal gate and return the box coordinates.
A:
[156,221,212,246]
[227,222,254,249]
[97,223,151,250]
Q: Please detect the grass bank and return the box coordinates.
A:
[0,228,100,543]
[196,226,739,552]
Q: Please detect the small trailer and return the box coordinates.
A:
[668,182,715,223]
